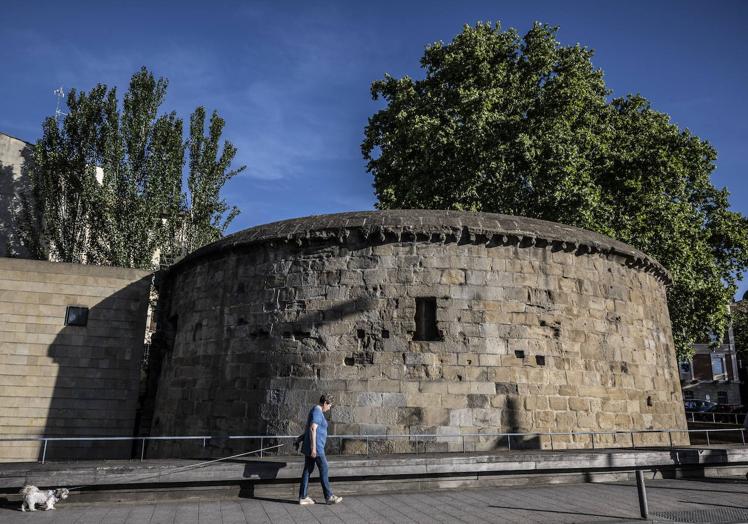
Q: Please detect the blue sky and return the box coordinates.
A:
[3,1,747,297]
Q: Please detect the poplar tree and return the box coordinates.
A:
[17,67,244,269]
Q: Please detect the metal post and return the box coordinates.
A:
[630,431,634,448]
[260,437,264,458]
[202,438,207,448]
[462,435,465,454]
[741,429,745,445]
[591,433,595,450]
[41,439,48,464]
[706,431,710,446]
[668,432,673,448]
[635,470,649,519]
[366,436,370,457]
[140,438,146,461]
[507,435,512,451]
[550,433,554,451]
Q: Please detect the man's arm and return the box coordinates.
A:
[310,423,318,457]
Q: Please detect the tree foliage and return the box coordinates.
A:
[18,67,244,269]
[362,22,748,359]
[733,300,748,355]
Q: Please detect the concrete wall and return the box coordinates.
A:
[0,258,152,462]
[149,211,688,455]
[0,132,33,257]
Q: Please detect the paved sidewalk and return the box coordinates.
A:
[1,478,746,523]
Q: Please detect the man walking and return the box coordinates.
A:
[298,394,343,505]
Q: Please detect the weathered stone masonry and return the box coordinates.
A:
[149,210,688,454]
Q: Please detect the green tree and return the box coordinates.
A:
[733,300,748,355]
[185,107,242,252]
[362,22,748,359]
[17,67,244,269]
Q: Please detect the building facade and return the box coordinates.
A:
[0,131,33,258]
[680,314,744,408]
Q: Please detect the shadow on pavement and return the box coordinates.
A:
[0,497,21,512]
[677,500,748,510]
[248,496,299,505]
[487,504,624,520]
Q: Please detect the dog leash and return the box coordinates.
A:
[64,443,285,491]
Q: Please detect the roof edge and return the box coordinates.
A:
[169,210,672,284]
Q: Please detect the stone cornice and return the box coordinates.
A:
[171,210,671,284]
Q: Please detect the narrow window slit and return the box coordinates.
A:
[414,297,440,341]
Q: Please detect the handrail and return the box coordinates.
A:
[1,427,745,464]
[1,427,744,442]
[686,411,747,425]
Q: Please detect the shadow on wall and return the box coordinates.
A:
[141,291,384,459]
[0,140,33,257]
[36,277,151,462]
[143,271,545,458]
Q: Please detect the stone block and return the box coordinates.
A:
[440,269,466,285]
[441,394,467,409]
[568,398,590,411]
[549,396,568,411]
[421,407,450,426]
[357,392,383,407]
[381,393,407,407]
[449,408,473,426]
[366,379,402,392]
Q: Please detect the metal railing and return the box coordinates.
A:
[1,427,746,464]
[686,411,747,425]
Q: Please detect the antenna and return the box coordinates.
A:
[54,86,66,123]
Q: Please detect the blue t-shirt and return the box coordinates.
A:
[302,405,328,456]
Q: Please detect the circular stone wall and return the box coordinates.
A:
[150,210,688,453]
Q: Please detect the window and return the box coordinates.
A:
[711,355,724,376]
[414,297,440,341]
[717,391,728,405]
[683,391,694,400]
[65,306,89,327]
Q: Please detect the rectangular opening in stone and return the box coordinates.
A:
[65,306,89,327]
[535,355,546,366]
[514,350,525,359]
[414,297,440,341]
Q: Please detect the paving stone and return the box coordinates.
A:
[3,478,744,523]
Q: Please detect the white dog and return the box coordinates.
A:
[19,485,69,511]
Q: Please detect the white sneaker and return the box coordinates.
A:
[326,495,343,505]
[299,497,315,505]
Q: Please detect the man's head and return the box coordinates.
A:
[319,394,334,412]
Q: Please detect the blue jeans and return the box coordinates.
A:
[298,455,332,500]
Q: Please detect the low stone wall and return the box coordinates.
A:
[0,258,151,461]
[149,210,688,456]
